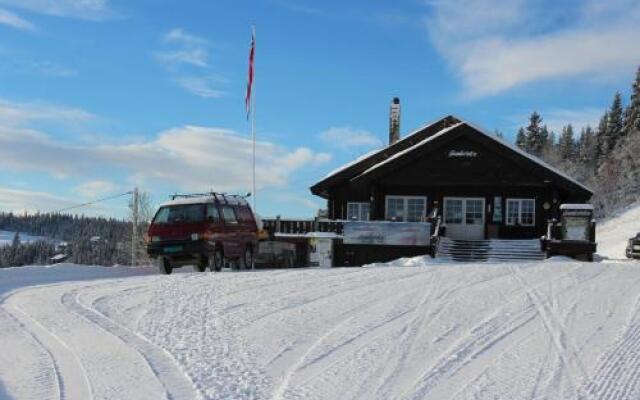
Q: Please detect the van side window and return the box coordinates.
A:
[206,204,220,222]
[236,207,253,222]
[222,206,237,223]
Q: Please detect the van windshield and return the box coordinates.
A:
[153,204,205,224]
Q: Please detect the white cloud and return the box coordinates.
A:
[319,126,383,149]
[541,108,604,134]
[0,8,35,30]
[0,124,331,193]
[155,49,209,68]
[155,28,226,98]
[0,98,95,127]
[0,0,115,20]
[155,28,210,69]
[509,107,605,136]
[175,76,226,98]
[0,186,102,214]
[164,28,209,47]
[266,190,323,215]
[424,0,640,97]
[279,148,332,169]
[0,187,72,213]
[74,180,117,198]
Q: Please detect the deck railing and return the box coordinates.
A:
[262,218,344,235]
[263,214,441,238]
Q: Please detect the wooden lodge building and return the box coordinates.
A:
[310,99,593,243]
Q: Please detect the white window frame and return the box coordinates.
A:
[346,202,370,221]
[443,197,485,226]
[385,195,427,222]
[506,198,535,227]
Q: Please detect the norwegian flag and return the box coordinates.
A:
[245,26,255,119]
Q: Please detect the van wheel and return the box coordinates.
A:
[209,248,224,272]
[158,257,172,275]
[240,245,254,270]
[194,257,207,272]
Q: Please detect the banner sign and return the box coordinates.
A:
[343,221,431,246]
[448,150,477,158]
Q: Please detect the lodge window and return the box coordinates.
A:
[444,199,463,224]
[506,199,535,226]
[346,202,370,221]
[385,196,427,222]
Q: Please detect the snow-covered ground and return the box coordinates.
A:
[0,230,54,247]
[1,258,640,400]
[597,202,640,259]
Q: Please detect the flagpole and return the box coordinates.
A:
[251,24,256,213]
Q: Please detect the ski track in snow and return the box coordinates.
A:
[2,262,640,399]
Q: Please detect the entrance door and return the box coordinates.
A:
[444,197,485,240]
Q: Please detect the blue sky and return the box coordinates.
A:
[0,0,639,218]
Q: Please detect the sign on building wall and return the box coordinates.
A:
[343,221,431,246]
[448,150,478,158]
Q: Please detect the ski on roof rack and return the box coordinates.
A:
[168,191,252,205]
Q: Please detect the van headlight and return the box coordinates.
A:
[152,236,161,242]
[191,233,199,241]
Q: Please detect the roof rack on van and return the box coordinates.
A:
[169,191,251,206]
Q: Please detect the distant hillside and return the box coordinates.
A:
[597,202,640,259]
[0,230,57,247]
[0,212,136,267]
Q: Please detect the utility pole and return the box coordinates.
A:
[132,187,139,267]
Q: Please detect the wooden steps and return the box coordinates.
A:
[437,238,546,262]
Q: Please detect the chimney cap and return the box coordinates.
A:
[392,97,400,104]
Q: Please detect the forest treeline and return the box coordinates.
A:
[2,68,640,266]
[513,66,640,217]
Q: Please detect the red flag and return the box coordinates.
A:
[245,27,255,119]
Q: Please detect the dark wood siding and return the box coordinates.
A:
[326,128,589,240]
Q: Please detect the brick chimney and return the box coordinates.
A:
[389,97,400,145]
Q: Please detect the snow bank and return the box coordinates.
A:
[363,255,437,268]
[0,263,155,299]
[4,263,640,398]
[597,202,640,259]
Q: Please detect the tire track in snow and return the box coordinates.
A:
[3,301,93,400]
[239,269,428,332]
[269,269,438,400]
[447,332,538,400]
[509,265,590,398]
[366,268,516,399]
[586,289,640,400]
[0,306,63,400]
[450,266,599,400]
[62,286,201,400]
[401,300,538,399]
[399,263,585,399]
[273,268,517,399]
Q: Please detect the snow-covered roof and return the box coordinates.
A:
[160,195,249,207]
[321,116,459,182]
[463,120,592,193]
[350,118,591,194]
[560,204,594,210]
[324,148,382,179]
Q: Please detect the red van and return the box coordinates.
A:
[145,193,258,274]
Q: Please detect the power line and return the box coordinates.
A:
[51,191,133,214]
